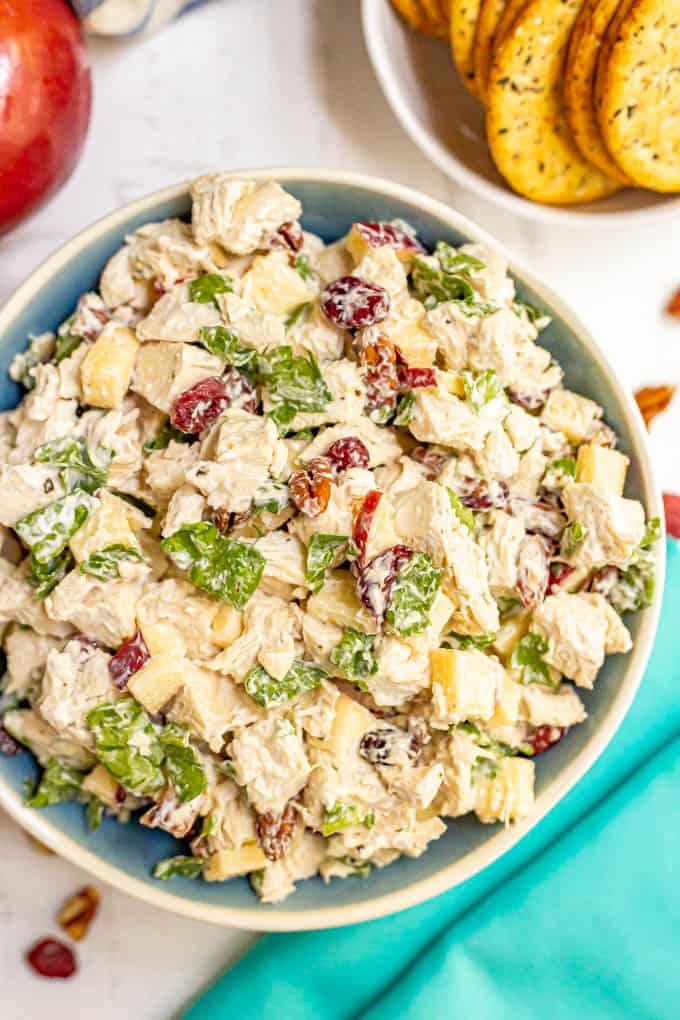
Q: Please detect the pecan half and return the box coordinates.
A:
[289,457,333,518]
[57,886,100,942]
[634,385,676,428]
[256,801,298,861]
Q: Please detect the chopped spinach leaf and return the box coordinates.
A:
[330,628,377,683]
[188,273,233,306]
[86,697,165,797]
[152,855,205,880]
[244,660,328,709]
[162,522,265,609]
[385,551,442,636]
[306,534,348,593]
[80,543,145,581]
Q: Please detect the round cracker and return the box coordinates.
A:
[492,0,530,47]
[563,0,630,182]
[486,0,621,204]
[421,0,450,35]
[473,0,507,104]
[597,0,680,191]
[451,0,484,95]
[391,0,445,36]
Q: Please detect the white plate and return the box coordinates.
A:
[362,0,680,224]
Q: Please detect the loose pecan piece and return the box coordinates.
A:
[57,886,100,942]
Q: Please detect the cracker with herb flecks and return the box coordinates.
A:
[391,0,446,36]
[451,0,484,95]
[473,0,508,104]
[596,0,680,192]
[420,0,450,36]
[564,0,631,183]
[486,0,621,204]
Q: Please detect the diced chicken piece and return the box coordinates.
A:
[79,404,144,492]
[3,708,94,770]
[191,176,301,253]
[127,218,218,292]
[520,684,587,728]
[187,410,288,513]
[167,665,262,753]
[436,729,496,817]
[301,613,343,669]
[474,757,535,824]
[473,426,520,481]
[430,647,504,724]
[240,250,312,316]
[0,563,73,638]
[208,591,302,682]
[38,640,116,748]
[252,828,326,904]
[532,592,632,688]
[229,716,310,815]
[291,678,340,740]
[306,570,379,635]
[480,509,526,596]
[136,579,220,660]
[131,341,223,414]
[3,627,62,700]
[251,531,308,593]
[217,292,285,352]
[162,484,206,537]
[297,419,402,470]
[45,570,144,648]
[99,246,153,311]
[9,333,55,389]
[461,243,515,306]
[504,405,542,453]
[541,389,602,444]
[354,246,410,306]
[409,385,494,453]
[374,454,429,500]
[0,464,63,526]
[364,635,431,707]
[288,300,347,362]
[508,439,548,502]
[136,282,222,343]
[191,777,257,855]
[562,482,645,570]
[282,359,366,432]
[488,672,524,727]
[289,467,375,548]
[145,440,198,504]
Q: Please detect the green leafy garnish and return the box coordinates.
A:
[511,633,556,687]
[321,801,365,837]
[159,723,208,804]
[24,758,85,808]
[258,345,332,429]
[385,551,442,636]
[393,391,416,427]
[80,544,144,581]
[411,256,475,307]
[113,491,157,519]
[35,436,112,494]
[152,856,205,880]
[543,456,576,488]
[640,516,661,549]
[561,521,588,559]
[447,487,475,531]
[306,534,348,593]
[86,797,105,831]
[513,299,549,326]
[293,254,313,281]
[143,423,193,452]
[462,369,503,412]
[285,302,311,331]
[330,628,378,682]
[450,632,496,650]
[243,660,328,708]
[435,242,485,274]
[610,549,656,615]
[86,697,165,797]
[336,855,371,877]
[162,522,265,609]
[27,547,74,600]
[15,491,97,565]
[188,273,233,306]
[54,331,83,364]
[197,325,257,369]
[253,480,290,515]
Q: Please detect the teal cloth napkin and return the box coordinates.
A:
[183,540,679,1020]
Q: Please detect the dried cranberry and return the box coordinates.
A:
[289,457,333,518]
[526,725,567,756]
[508,389,547,412]
[359,334,399,421]
[220,366,258,414]
[664,492,680,540]
[26,938,77,979]
[321,276,390,330]
[256,801,298,861]
[451,476,509,511]
[352,221,424,254]
[0,725,21,756]
[325,436,370,473]
[355,544,413,622]
[276,221,304,253]
[359,726,419,766]
[411,445,448,478]
[589,565,619,599]
[109,630,150,690]
[397,365,437,390]
[171,377,230,435]
[546,561,575,596]
[352,490,382,559]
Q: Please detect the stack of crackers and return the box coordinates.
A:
[391,0,680,205]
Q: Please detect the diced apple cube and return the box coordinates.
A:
[70,491,142,564]
[81,322,139,409]
[127,653,185,714]
[240,250,310,316]
[492,609,531,665]
[211,604,243,648]
[203,842,267,881]
[81,763,121,807]
[321,693,374,755]
[430,648,502,721]
[132,341,223,413]
[306,571,379,634]
[138,622,187,659]
[488,672,523,727]
[575,444,628,496]
[541,389,600,444]
[475,757,535,824]
[385,306,437,366]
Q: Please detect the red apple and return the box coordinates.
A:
[0,0,92,234]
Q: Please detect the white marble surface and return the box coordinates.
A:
[0,0,678,1015]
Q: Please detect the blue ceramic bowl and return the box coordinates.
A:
[0,170,664,930]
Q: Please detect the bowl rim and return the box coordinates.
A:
[361,0,680,226]
[0,167,665,931]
